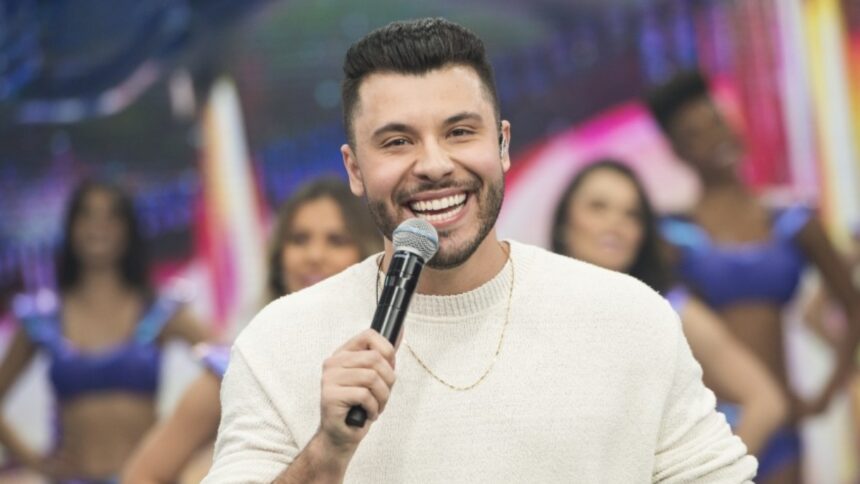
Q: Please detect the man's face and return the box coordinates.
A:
[341,65,511,269]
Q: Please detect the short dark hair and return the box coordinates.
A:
[57,180,151,296]
[551,159,672,293]
[266,177,382,300]
[644,70,710,135]
[341,17,500,146]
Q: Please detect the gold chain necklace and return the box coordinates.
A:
[375,243,514,391]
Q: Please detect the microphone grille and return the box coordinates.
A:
[393,218,439,262]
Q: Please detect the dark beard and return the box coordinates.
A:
[365,175,505,270]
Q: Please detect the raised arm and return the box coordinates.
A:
[204,329,396,484]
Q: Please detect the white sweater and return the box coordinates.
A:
[204,241,756,483]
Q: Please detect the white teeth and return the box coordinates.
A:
[417,203,465,223]
[409,193,466,213]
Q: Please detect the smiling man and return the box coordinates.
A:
[203,18,757,483]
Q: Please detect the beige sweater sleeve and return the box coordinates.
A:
[203,346,298,484]
[651,303,758,483]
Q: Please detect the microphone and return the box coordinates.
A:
[345,218,439,428]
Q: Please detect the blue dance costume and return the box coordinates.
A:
[14,293,179,401]
[196,343,231,380]
[661,205,811,309]
[12,292,180,483]
[662,205,813,480]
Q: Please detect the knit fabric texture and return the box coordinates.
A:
[204,241,756,483]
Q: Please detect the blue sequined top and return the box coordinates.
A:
[661,205,812,309]
[13,291,179,401]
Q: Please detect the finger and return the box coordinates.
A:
[363,330,397,365]
[330,386,381,421]
[323,350,396,388]
[328,368,392,412]
[338,350,397,387]
[335,330,396,366]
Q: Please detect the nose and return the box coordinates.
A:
[80,214,111,233]
[306,239,326,265]
[603,208,629,234]
[412,139,455,181]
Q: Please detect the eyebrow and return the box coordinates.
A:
[443,111,485,126]
[371,122,417,140]
[370,112,487,141]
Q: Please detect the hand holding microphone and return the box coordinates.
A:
[344,218,439,427]
[316,219,438,452]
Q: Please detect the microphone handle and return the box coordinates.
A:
[344,306,405,427]
[345,252,423,428]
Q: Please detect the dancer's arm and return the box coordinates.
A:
[0,329,44,472]
[161,305,212,346]
[797,215,860,413]
[123,372,221,484]
[681,297,788,454]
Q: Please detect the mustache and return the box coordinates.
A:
[394,179,481,205]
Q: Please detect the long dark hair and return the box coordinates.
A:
[266,177,381,300]
[57,180,151,295]
[551,159,672,293]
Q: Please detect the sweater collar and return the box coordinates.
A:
[370,241,518,319]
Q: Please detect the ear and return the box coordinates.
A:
[499,120,512,173]
[341,143,365,197]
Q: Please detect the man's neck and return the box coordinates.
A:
[381,230,509,296]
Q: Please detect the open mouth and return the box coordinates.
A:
[407,192,468,224]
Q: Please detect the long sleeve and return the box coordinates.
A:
[652,306,758,483]
[203,346,300,484]
[198,245,759,483]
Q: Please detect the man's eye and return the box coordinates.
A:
[450,128,474,137]
[383,138,409,148]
